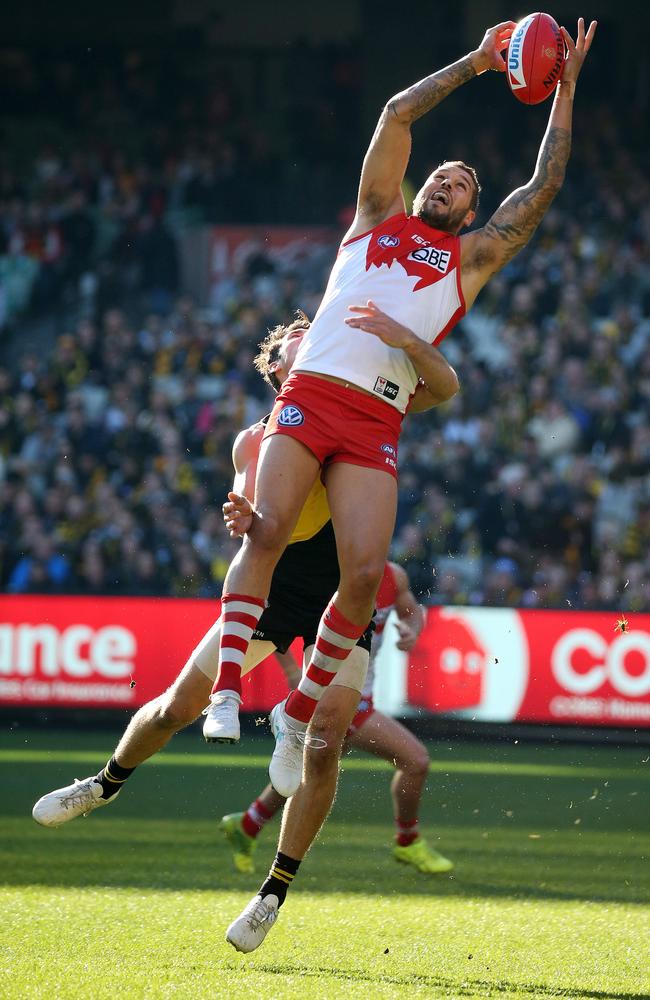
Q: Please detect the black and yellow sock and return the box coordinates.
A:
[96,756,135,800]
[259,851,301,907]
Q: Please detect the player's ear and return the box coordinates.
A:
[462,208,476,230]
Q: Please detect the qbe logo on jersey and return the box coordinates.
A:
[277,405,304,427]
[407,246,452,274]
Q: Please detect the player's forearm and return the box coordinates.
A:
[530,83,574,192]
[403,337,459,405]
[388,53,481,126]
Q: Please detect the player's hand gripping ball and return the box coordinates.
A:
[506,12,565,104]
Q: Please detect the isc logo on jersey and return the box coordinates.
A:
[374,376,399,400]
[278,405,305,426]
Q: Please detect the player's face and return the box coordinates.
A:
[413,166,476,234]
[276,328,306,384]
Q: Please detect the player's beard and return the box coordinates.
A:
[414,200,465,235]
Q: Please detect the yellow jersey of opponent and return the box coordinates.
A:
[289,476,330,544]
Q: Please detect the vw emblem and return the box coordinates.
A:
[278,405,305,427]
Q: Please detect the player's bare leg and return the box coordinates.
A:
[113,662,212,768]
[325,462,398,625]
[278,683,359,857]
[31,625,273,828]
[209,439,319,743]
[271,463,396,795]
[227,660,364,953]
[214,433,321,730]
[348,712,453,873]
[220,432,320,611]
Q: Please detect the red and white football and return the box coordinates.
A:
[506,12,565,105]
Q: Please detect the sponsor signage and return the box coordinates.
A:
[408,607,650,727]
[2,597,648,727]
[0,596,288,711]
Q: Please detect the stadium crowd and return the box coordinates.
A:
[0,44,648,612]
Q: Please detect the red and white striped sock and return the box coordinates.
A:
[284,600,366,724]
[213,592,266,697]
[241,797,278,839]
[396,817,419,847]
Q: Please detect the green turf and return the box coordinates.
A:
[1,726,648,999]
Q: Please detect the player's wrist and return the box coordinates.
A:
[556,79,576,100]
[401,330,421,355]
[468,50,489,75]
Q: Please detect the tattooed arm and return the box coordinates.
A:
[460,18,597,309]
[347,22,515,239]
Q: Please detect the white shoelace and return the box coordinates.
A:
[202,694,238,718]
[59,778,100,812]
[275,715,328,752]
[246,897,277,932]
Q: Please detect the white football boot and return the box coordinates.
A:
[32,776,118,827]
[226,893,279,953]
[202,690,241,743]
[268,700,309,798]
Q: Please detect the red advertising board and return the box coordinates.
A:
[408,606,650,727]
[2,596,648,726]
[209,224,337,295]
[0,595,289,711]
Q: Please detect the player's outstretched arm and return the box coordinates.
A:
[345,300,459,411]
[352,22,515,234]
[460,18,597,309]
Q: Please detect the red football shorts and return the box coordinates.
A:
[346,696,376,737]
[264,373,403,479]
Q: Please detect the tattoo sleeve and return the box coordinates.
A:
[480,125,572,266]
[390,56,477,124]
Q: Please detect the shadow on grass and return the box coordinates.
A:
[242,961,647,1000]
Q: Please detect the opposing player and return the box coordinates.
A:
[31,316,457,827]
[225,17,597,951]
[221,561,454,877]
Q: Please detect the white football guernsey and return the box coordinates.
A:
[293,213,465,413]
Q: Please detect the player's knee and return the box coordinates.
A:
[244,511,291,558]
[306,710,345,774]
[155,691,200,732]
[406,744,430,778]
[344,559,384,605]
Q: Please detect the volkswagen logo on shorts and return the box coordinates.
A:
[278,405,304,427]
[378,234,400,248]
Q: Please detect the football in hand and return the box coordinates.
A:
[506,12,565,105]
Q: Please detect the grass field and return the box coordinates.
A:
[1,725,649,999]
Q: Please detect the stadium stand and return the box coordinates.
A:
[0,45,648,612]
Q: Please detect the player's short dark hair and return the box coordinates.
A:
[438,160,481,212]
[254,310,311,391]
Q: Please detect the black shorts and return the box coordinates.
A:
[253,520,374,655]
